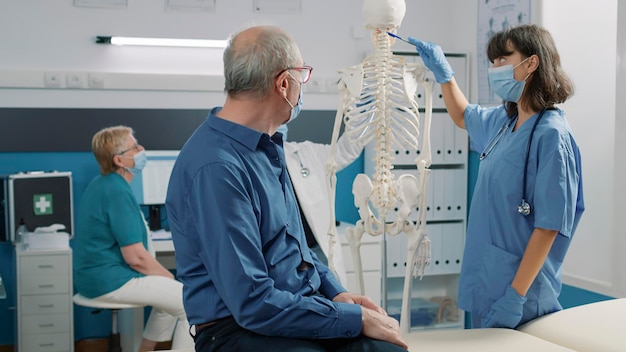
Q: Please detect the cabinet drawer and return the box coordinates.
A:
[21,332,71,352]
[21,294,70,315]
[20,274,69,295]
[20,254,69,276]
[22,313,70,334]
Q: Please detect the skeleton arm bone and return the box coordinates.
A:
[417,74,434,168]
[325,86,353,278]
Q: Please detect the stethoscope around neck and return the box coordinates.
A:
[293,150,310,178]
[479,108,549,216]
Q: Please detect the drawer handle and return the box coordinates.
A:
[37,264,55,269]
[39,304,54,308]
[39,323,54,328]
[39,342,55,347]
[38,284,54,288]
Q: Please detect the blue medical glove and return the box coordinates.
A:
[484,287,528,328]
[407,37,455,84]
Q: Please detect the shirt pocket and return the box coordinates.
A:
[524,269,562,321]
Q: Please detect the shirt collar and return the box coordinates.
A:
[207,107,283,150]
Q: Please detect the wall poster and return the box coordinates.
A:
[477,0,531,105]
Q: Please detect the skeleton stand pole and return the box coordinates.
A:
[381,226,388,310]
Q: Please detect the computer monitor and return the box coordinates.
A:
[129,151,179,230]
[1,171,74,243]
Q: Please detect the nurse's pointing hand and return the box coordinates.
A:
[407,37,455,84]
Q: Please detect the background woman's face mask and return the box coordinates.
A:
[121,150,147,175]
[488,57,530,103]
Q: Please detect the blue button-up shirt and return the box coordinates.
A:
[166,108,362,338]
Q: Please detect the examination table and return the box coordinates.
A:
[518,297,626,352]
[404,298,626,351]
[160,298,625,351]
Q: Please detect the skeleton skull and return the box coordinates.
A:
[362,0,406,31]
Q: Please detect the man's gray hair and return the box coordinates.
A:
[223,26,301,99]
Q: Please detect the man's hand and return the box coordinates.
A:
[334,293,407,349]
[361,307,408,350]
[333,292,386,315]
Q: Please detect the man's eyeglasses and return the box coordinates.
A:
[283,66,313,84]
[118,143,141,155]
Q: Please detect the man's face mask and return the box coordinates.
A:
[285,72,304,123]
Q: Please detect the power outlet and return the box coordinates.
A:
[66,73,84,88]
[88,73,104,89]
[305,78,323,93]
[325,77,339,94]
[43,72,63,88]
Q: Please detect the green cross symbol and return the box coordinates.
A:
[33,194,53,215]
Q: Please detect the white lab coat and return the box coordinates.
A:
[284,136,362,287]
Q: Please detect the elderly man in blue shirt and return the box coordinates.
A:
[165,25,408,352]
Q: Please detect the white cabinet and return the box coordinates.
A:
[16,245,74,352]
[338,224,382,305]
[349,52,468,331]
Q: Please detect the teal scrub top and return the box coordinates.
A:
[74,173,148,298]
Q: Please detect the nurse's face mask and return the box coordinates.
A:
[488,57,530,103]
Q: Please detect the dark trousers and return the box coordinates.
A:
[194,317,408,352]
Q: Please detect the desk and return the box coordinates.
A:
[151,231,176,269]
[152,239,174,253]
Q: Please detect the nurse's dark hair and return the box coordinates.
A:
[487,24,574,117]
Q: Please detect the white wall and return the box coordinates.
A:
[0,0,623,296]
[0,0,476,109]
[613,1,626,297]
[540,0,620,297]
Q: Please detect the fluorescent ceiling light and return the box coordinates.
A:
[96,36,227,48]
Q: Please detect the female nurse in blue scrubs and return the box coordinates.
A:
[406,25,585,328]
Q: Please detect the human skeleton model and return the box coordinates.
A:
[325,0,434,334]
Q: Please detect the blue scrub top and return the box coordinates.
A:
[458,104,584,323]
[165,108,362,339]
